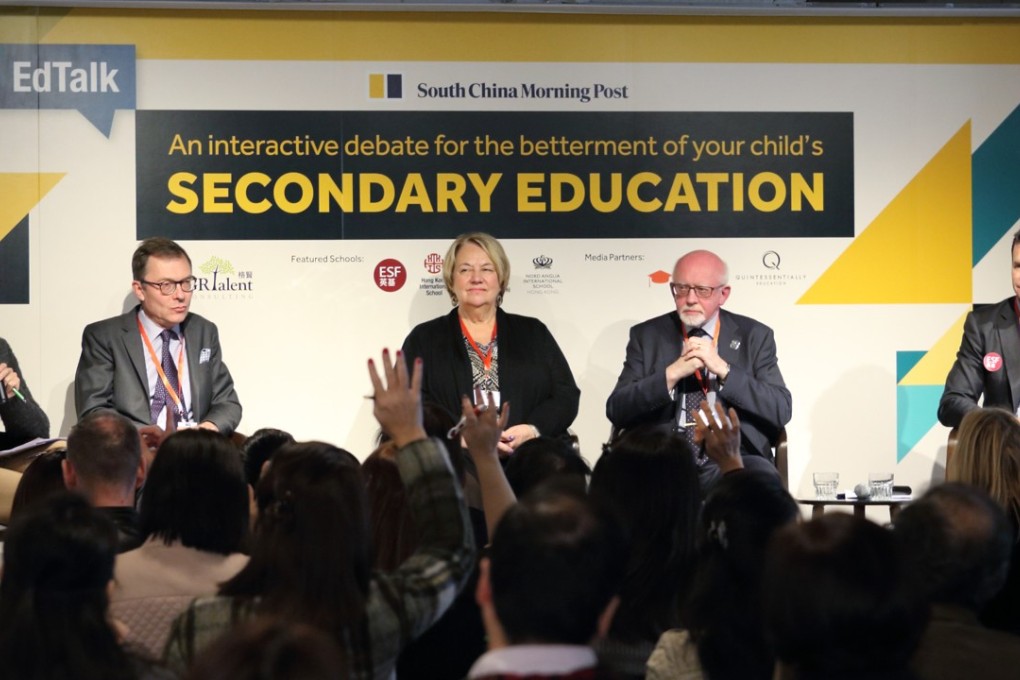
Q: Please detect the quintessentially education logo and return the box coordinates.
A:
[369,73,403,100]
[532,255,553,270]
[424,252,443,274]
[196,256,254,298]
[0,44,136,136]
[763,251,781,270]
[374,258,407,292]
[734,251,807,288]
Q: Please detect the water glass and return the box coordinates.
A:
[869,472,894,499]
[813,472,839,500]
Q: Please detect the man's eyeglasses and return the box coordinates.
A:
[140,277,198,295]
[670,283,724,299]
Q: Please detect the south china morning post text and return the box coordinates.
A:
[134,110,853,241]
[415,81,630,103]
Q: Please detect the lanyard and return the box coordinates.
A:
[137,316,186,415]
[682,319,721,396]
[459,316,498,374]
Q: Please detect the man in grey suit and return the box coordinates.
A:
[606,249,791,489]
[939,230,1020,428]
[74,238,241,434]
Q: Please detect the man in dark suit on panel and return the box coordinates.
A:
[606,249,791,489]
[74,237,241,434]
[939,230,1020,428]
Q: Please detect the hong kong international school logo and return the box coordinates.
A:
[369,73,403,100]
[196,256,254,293]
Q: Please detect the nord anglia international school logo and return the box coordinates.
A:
[197,256,254,296]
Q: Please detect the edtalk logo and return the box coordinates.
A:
[374,259,407,292]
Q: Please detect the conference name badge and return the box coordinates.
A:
[983,352,1003,372]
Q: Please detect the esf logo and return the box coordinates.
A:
[375,259,407,292]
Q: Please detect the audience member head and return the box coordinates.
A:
[64,409,143,506]
[220,441,370,635]
[948,407,1020,524]
[185,617,347,680]
[683,470,799,680]
[0,491,133,680]
[241,427,294,488]
[10,448,68,522]
[378,401,463,480]
[139,429,250,555]
[362,442,416,571]
[763,514,926,680]
[503,436,590,499]
[894,482,1012,610]
[479,486,626,646]
[588,425,700,642]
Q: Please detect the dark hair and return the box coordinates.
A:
[131,237,191,281]
[66,410,141,490]
[220,442,370,636]
[185,617,346,680]
[503,436,591,499]
[362,444,416,571]
[241,428,294,488]
[682,470,798,680]
[139,429,249,554]
[588,426,701,642]
[0,492,134,680]
[894,482,1012,609]
[10,448,68,522]
[489,487,626,644]
[763,514,926,679]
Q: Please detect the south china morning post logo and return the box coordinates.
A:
[195,256,254,299]
[733,251,808,288]
[415,80,630,104]
[369,73,403,100]
[0,44,136,137]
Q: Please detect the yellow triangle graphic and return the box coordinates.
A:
[799,122,972,304]
[0,174,66,242]
[900,311,969,385]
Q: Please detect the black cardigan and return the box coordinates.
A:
[401,308,580,437]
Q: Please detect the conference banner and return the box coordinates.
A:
[136,110,853,240]
[4,8,1020,501]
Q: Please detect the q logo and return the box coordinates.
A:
[762,251,781,270]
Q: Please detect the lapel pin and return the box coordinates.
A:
[730,339,741,350]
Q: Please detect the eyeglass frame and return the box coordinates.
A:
[139,277,198,296]
[669,282,727,300]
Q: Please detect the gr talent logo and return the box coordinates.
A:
[369,73,403,100]
[375,259,407,292]
[195,256,254,296]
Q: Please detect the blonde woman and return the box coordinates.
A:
[947,406,1020,633]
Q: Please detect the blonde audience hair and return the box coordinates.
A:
[948,407,1020,523]
[442,232,511,306]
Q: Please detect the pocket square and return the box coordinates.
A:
[199,348,211,364]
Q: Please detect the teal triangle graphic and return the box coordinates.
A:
[973,101,1020,266]
[897,385,945,462]
[896,350,927,383]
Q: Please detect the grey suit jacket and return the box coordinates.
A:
[74,307,242,434]
[938,297,1020,428]
[606,309,791,459]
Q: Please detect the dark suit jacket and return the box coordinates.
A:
[74,308,241,434]
[0,337,50,449]
[938,297,1020,428]
[401,308,580,437]
[606,309,791,459]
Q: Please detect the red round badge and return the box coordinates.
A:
[374,259,407,292]
[984,352,1003,372]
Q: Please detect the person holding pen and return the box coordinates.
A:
[0,337,50,450]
